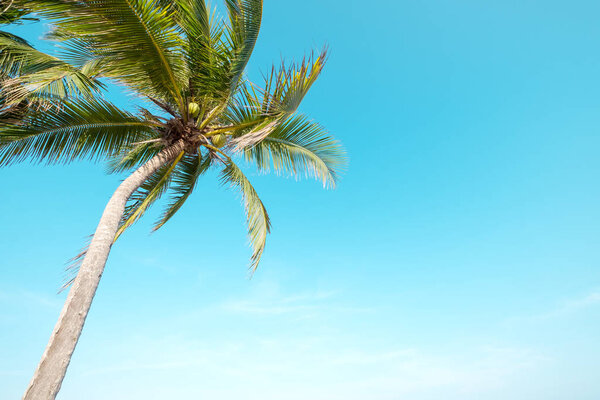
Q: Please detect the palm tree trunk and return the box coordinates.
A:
[23,140,186,400]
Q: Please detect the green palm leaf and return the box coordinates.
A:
[0,32,104,106]
[0,32,64,76]
[220,158,270,271]
[182,3,232,108]
[107,141,164,174]
[154,152,212,231]
[223,49,329,149]
[243,114,346,188]
[3,65,104,105]
[225,0,262,92]
[0,31,32,75]
[0,3,33,25]
[0,98,158,166]
[35,0,188,111]
[262,48,328,116]
[115,150,185,240]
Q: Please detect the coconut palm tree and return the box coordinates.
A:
[0,1,345,399]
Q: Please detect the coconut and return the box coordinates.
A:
[188,102,200,117]
[211,134,226,148]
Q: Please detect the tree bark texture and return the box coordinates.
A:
[23,140,186,400]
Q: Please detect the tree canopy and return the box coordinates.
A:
[0,0,346,271]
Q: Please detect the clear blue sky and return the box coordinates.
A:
[2,1,600,399]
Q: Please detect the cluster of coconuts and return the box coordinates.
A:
[189,102,227,148]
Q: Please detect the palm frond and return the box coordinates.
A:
[106,140,164,174]
[0,98,27,125]
[0,32,54,76]
[222,82,262,125]
[114,150,185,240]
[222,49,328,149]
[225,48,327,123]
[243,114,346,188]
[219,158,270,271]
[0,32,103,105]
[218,84,278,149]
[229,118,278,150]
[182,3,233,109]
[0,98,158,166]
[0,1,34,25]
[171,0,210,40]
[261,47,328,116]
[35,0,188,111]
[225,0,262,92]
[153,151,212,230]
[3,65,104,105]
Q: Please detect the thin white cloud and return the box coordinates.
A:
[219,289,371,316]
[0,288,62,309]
[70,334,545,400]
[554,291,600,315]
[526,290,600,322]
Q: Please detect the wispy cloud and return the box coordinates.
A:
[220,289,336,315]
[72,334,545,400]
[518,289,600,322]
[550,291,600,316]
[219,288,371,317]
[58,273,549,400]
[0,288,62,310]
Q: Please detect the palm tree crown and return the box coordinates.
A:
[0,0,346,270]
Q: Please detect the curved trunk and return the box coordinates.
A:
[23,140,186,400]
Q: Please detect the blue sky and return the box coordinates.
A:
[2,0,600,399]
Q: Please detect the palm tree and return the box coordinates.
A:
[0,1,345,399]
